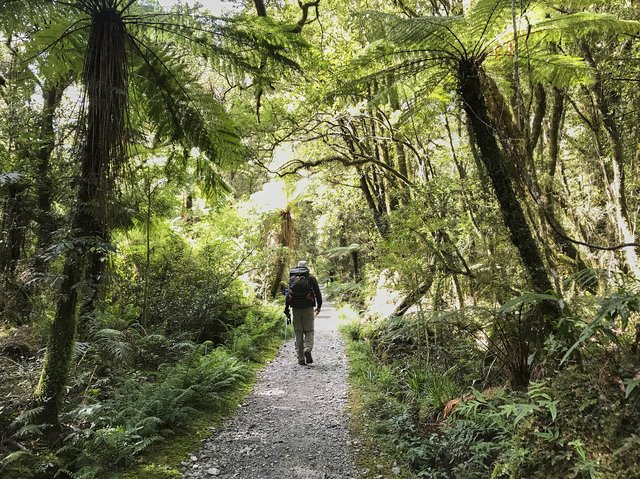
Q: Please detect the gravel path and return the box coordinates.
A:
[182,300,360,479]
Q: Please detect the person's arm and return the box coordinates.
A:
[284,295,291,324]
[311,276,322,313]
[284,290,290,314]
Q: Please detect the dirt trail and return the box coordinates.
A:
[182,300,361,479]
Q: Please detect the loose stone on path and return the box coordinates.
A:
[182,301,361,479]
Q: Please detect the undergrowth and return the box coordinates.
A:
[0,304,286,479]
[342,300,640,479]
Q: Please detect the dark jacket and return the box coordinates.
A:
[285,268,322,310]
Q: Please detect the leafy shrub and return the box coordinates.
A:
[112,228,250,343]
[343,305,640,479]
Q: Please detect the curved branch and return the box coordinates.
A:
[290,0,321,33]
[543,207,640,251]
[280,155,413,186]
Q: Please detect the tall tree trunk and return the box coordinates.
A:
[34,9,128,425]
[392,258,437,317]
[358,169,388,238]
[458,60,554,296]
[458,60,558,389]
[269,209,293,298]
[387,74,410,191]
[15,80,71,322]
[582,43,639,277]
[543,89,596,291]
[484,77,594,291]
[0,180,29,324]
[1,181,28,278]
[35,80,68,252]
[338,117,389,238]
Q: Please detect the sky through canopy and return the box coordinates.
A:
[157,0,240,15]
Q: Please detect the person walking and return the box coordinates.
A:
[284,260,322,365]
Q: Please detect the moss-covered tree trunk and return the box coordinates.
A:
[34,8,128,425]
[483,77,595,292]
[458,59,554,297]
[269,209,293,298]
[12,80,70,322]
[35,80,67,252]
[582,44,639,278]
[0,179,29,324]
[458,59,559,389]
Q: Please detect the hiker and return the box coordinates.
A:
[284,260,322,365]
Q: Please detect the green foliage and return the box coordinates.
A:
[225,306,286,362]
[110,217,252,343]
[325,281,365,306]
[53,347,250,476]
[562,288,640,363]
[343,301,640,479]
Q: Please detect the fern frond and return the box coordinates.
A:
[325,244,361,259]
[529,12,640,41]
[92,328,135,363]
[130,43,243,194]
[11,406,45,427]
[526,53,595,88]
[464,0,513,53]
[12,423,43,438]
[132,435,163,454]
[398,16,466,58]
[0,450,33,466]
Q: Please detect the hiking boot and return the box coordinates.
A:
[304,351,313,364]
[298,359,306,365]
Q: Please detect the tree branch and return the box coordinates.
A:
[542,207,640,251]
[290,0,321,33]
[279,155,413,186]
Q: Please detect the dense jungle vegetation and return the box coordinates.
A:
[0,0,639,477]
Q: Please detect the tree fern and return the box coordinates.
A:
[16,0,307,424]
[357,1,639,80]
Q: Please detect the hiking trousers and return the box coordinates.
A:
[292,306,314,360]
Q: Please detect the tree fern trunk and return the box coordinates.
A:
[458,60,558,390]
[458,60,554,297]
[34,7,128,424]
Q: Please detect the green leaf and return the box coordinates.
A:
[624,378,640,399]
[499,292,558,313]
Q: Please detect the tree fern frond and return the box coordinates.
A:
[529,12,640,41]
[364,12,465,59]
[130,42,243,183]
[132,11,306,73]
[524,52,595,88]
[464,0,513,54]
[392,15,466,57]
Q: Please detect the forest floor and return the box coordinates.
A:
[182,300,362,479]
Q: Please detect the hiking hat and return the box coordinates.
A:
[297,260,308,268]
